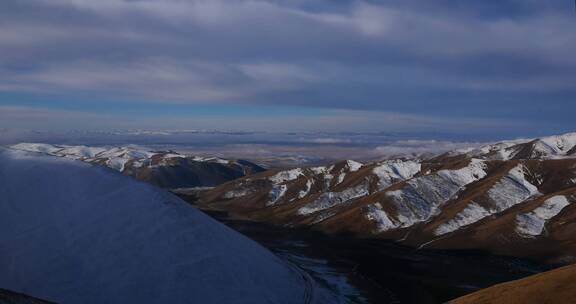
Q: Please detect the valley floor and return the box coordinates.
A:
[183,199,550,304]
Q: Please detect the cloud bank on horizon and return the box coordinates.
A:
[0,0,574,136]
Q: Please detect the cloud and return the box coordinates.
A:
[299,138,353,144]
[374,140,481,157]
[1,58,328,102]
[0,0,575,132]
[0,103,534,137]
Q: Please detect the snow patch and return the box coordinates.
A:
[346,160,363,172]
[435,202,491,235]
[223,188,254,199]
[10,143,64,154]
[365,203,396,232]
[383,159,487,229]
[336,172,347,185]
[539,133,576,155]
[309,165,330,175]
[437,159,487,186]
[308,165,335,189]
[298,179,314,199]
[268,184,288,206]
[488,165,540,209]
[435,164,540,235]
[10,143,244,174]
[372,160,421,190]
[466,132,576,160]
[269,168,304,184]
[106,157,130,171]
[516,195,571,237]
[298,182,369,215]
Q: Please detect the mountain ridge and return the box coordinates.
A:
[195,132,576,264]
[9,143,264,189]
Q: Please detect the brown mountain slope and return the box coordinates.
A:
[196,132,576,263]
[449,263,576,304]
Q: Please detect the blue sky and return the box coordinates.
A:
[1,0,575,138]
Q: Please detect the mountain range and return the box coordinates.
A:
[194,132,576,264]
[9,143,264,189]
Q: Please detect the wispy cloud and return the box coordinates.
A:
[0,0,575,133]
[374,140,481,157]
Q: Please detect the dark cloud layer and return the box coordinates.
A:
[0,0,575,131]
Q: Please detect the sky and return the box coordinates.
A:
[1,0,575,138]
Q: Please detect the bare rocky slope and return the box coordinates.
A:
[9,143,264,189]
[196,132,576,264]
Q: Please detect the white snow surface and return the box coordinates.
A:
[539,133,576,155]
[383,159,487,230]
[488,165,540,209]
[345,160,363,172]
[0,148,310,304]
[365,203,396,232]
[334,161,363,185]
[516,195,571,237]
[372,160,421,190]
[336,172,347,185]
[435,164,541,235]
[223,187,255,199]
[268,184,288,206]
[269,168,304,184]
[298,179,314,199]
[309,166,330,175]
[11,143,107,159]
[9,143,240,173]
[298,182,370,215]
[434,202,491,235]
[308,165,335,189]
[462,132,576,160]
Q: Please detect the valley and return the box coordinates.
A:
[6,131,576,303]
[4,1,574,302]
[185,208,548,304]
[194,132,576,265]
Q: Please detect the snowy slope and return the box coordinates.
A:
[9,143,264,189]
[516,195,571,237]
[435,164,540,235]
[0,148,314,304]
[382,159,487,231]
[453,132,576,160]
[196,132,576,263]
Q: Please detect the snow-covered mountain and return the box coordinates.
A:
[0,148,331,304]
[9,143,264,189]
[196,132,576,263]
[445,132,576,161]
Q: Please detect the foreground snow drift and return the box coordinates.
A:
[0,148,310,304]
